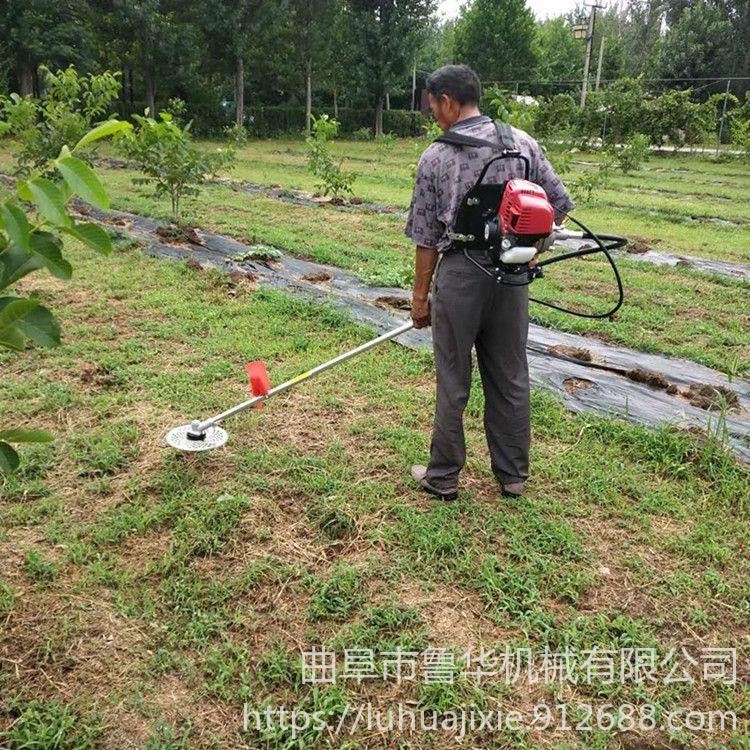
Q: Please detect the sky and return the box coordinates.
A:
[438,0,582,21]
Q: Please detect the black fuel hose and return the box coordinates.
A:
[532,213,626,319]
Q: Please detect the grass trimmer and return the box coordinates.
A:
[165,321,414,452]
[165,176,625,453]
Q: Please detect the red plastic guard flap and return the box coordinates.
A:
[246,361,271,408]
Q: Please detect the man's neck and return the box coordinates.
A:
[454,107,482,124]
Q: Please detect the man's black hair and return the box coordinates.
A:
[425,65,482,106]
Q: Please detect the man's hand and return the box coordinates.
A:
[411,245,438,329]
[411,294,431,329]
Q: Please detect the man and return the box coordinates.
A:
[405,64,573,501]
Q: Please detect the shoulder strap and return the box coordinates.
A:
[435,120,516,152]
[434,130,500,150]
[495,121,516,151]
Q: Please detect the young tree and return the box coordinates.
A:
[119,113,234,224]
[453,0,536,84]
[0,66,121,174]
[346,0,435,136]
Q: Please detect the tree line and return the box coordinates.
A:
[1,0,748,136]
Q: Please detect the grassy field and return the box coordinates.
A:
[0,136,749,748]
[3,139,747,375]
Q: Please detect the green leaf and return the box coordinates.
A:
[0,428,53,443]
[55,156,109,210]
[0,244,45,290]
[29,232,73,280]
[0,297,60,347]
[0,324,25,350]
[72,119,131,152]
[0,297,38,349]
[0,442,20,473]
[67,222,111,255]
[16,179,34,203]
[0,202,31,252]
[27,178,72,228]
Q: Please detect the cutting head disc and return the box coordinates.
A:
[165,424,229,452]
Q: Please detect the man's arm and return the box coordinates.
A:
[404,148,443,329]
[528,138,575,222]
[411,245,438,329]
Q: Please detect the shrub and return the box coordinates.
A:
[119,112,235,224]
[612,133,650,173]
[535,93,579,138]
[645,88,714,146]
[352,126,372,141]
[304,114,356,199]
[0,66,121,174]
[731,118,750,158]
[374,131,396,161]
[164,96,187,125]
[224,123,249,147]
[486,85,538,133]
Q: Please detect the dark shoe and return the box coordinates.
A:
[410,465,458,501]
[501,481,525,498]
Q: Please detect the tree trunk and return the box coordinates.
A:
[128,68,134,110]
[333,86,338,119]
[385,91,390,110]
[374,97,384,137]
[145,73,156,116]
[18,59,34,97]
[235,56,244,126]
[305,56,312,134]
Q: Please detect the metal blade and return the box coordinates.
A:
[165,424,229,452]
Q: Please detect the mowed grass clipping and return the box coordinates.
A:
[0,238,748,748]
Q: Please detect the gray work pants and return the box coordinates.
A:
[425,250,530,491]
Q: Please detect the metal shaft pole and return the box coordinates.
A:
[193,321,414,433]
[595,36,605,91]
[580,5,598,107]
[717,79,731,154]
[411,56,416,112]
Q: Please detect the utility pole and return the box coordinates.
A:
[717,79,731,153]
[411,56,417,112]
[580,3,603,108]
[595,36,605,91]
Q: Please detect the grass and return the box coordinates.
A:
[0,136,748,747]
[0,234,750,748]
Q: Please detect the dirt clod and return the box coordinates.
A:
[375,295,411,311]
[682,383,739,411]
[626,368,671,389]
[156,224,204,246]
[186,258,203,272]
[547,344,593,362]
[563,377,594,395]
[627,238,654,254]
[80,363,118,388]
[301,272,332,283]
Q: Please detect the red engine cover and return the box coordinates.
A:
[499,179,554,237]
